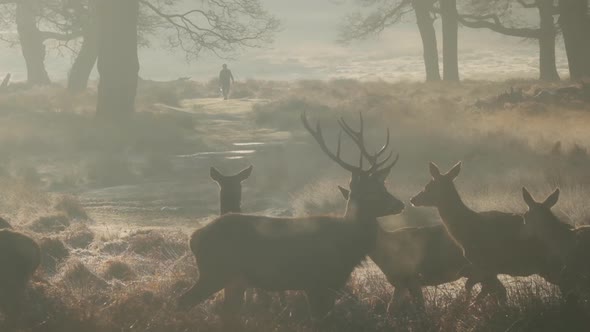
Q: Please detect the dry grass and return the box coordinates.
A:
[3,263,589,332]
[63,224,95,249]
[54,195,90,221]
[27,214,70,234]
[101,259,137,281]
[0,79,590,330]
[38,237,70,275]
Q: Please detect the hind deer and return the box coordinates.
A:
[178,112,405,321]
[338,187,503,311]
[210,165,253,215]
[210,165,281,304]
[410,162,562,302]
[521,188,590,302]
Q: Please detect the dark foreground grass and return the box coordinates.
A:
[3,265,590,332]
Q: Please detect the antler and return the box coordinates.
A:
[301,112,361,173]
[338,113,398,173]
[302,112,399,174]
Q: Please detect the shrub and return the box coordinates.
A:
[38,237,70,274]
[64,224,95,249]
[101,260,136,282]
[27,214,70,234]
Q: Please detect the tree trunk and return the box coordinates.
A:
[412,0,441,81]
[559,0,590,80]
[96,0,140,119]
[15,0,50,85]
[440,0,460,81]
[68,5,98,92]
[538,0,560,81]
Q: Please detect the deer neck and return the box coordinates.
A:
[343,198,379,246]
[369,222,390,264]
[435,183,477,237]
[219,190,241,215]
[343,199,375,222]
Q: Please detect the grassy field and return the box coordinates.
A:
[0,78,589,331]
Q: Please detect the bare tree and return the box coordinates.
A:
[95,0,279,119]
[64,0,98,92]
[559,0,590,80]
[459,0,561,81]
[95,0,139,120]
[0,0,84,85]
[339,0,442,81]
[440,0,460,81]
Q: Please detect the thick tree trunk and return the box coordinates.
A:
[412,0,441,81]
[68,15,98,92]
[96,0,140,119]
[15,1,50,85]
[538,0,560,81]
[559,0,590,80]
[440,0,460,81]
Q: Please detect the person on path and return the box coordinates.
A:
[219,64,235,100]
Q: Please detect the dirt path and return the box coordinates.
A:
[161,98,291,150]
[80,98,295,235]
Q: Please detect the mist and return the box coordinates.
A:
[0,0,589,331]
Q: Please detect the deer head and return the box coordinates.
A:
[522,187,563,232]
[210,165,253,215]
[301,112,404,219]
[410,162,462,207]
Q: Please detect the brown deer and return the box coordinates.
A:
[210,165,253,215]
[0,229,41,325]
[410,162,561,301]
[178,112,405,320]
[522,188,574,264]
[210,164,277,303]
[338,187,503,310]
[521,188,590,301]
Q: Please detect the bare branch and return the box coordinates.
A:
[139,0,280,60]
[338,0,413,43]
[458,13,540,38]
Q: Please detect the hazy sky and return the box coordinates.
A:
[0,0,569,82]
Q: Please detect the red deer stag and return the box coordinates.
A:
[338,186,503,310]
[0,229,41,325]
[179,113,404,320]
[410,162,561,302]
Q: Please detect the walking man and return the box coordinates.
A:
[219,64,235,100]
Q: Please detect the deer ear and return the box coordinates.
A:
[429,162,442,179]
[446,161,462,180]
[542,188,560,208]
[210,167,223,182]
[522,187,536,208]
[237,165,253,182]
[338,186,350,200]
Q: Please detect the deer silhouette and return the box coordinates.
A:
[210,164,281,304]
[522,188,590,303]
[179,112,404,321]
[210,165,253,215]
[411,162,562,302]
[338,186,503,311]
